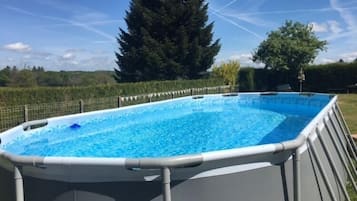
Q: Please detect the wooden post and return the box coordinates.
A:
[171,92,174,99]
[79,100,84,113]
[23,105,28,122]
[190,88,193,96]
[148,95,152,103]
[118,96,122,108]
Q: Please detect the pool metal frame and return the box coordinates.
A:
[1,92,357,201]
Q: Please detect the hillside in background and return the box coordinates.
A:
[0,66,116,87]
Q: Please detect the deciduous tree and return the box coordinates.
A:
[253,21,327,73]
[211,60,240,87]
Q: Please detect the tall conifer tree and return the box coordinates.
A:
[115,0,220,82]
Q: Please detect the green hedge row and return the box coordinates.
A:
[304,63,357,92]
[239,62,357,92]
[0,79,224,106]
[239,68,291,91]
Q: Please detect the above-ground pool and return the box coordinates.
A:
[2,93,325,158]
[0,92,356,201]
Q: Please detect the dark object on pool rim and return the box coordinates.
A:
[260,92,278,96]
[70,123,81,129]
[222,93,238,97]
[299,92,315,97]
[192,96,204,99]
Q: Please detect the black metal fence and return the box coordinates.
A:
[0,86,231,132]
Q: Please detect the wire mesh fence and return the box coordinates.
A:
[27,101,80,121]
[0,85,231,132]
[0,106,24,131]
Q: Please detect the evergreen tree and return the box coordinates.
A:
[115,0,220,82]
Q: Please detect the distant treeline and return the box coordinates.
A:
[0,79,224,106]
[0,66,116,87]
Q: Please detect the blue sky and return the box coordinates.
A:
[1,0,357,71]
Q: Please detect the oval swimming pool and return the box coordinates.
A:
[2,94,326,158]
[0,92,354,201]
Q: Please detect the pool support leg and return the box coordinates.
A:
[317,128,351,201]
[293,147,301,201]
[307,137,338,201]
[324,118,357,192]
[14,166,24,201]
[162,167,172,201]
[333,106,357,161]
[328,113,357,178]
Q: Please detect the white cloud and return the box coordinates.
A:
[3,42,32,52]
[324,29,357,41]
[330,0,357,30]
[230,53,251,61]
[62,52,76,60]
[327,20,343,34]
[310,20,342,34]
[228,53,264,67]
[315,51,357,64]
[340,51,357,62]
[310,22,328,33]
[315,57,335,64]
[40,48,116,71]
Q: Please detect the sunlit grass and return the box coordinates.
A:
[338,94,357,200]
[338,94,357,134]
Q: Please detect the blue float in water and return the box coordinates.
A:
[70,123,81,129]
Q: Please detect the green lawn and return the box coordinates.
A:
[338,94,357,134]
[338,94,357,200]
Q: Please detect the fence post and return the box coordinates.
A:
[79,100,84,113]
[171,92,174,99]
[205,87,208,94]
[218,86,221,94]
[118,96,122,108]
[23,105,28,122]
[190,88,193,96]
[148,95,152,103]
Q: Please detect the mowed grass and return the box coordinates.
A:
[338,94,357,134]
[338,94,357,200]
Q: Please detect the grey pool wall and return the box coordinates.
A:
[0,92,356,201]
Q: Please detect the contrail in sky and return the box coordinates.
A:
[217,0,239,12]
[4,5,115,41]
[209,8,263,39]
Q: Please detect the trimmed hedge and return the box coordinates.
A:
[239,68,290,91]
[0,79,224,106]
[239,62,357,92]
[239,68,255,91]
[304,63,357,92]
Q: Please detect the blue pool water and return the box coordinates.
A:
[2,94,329,158]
